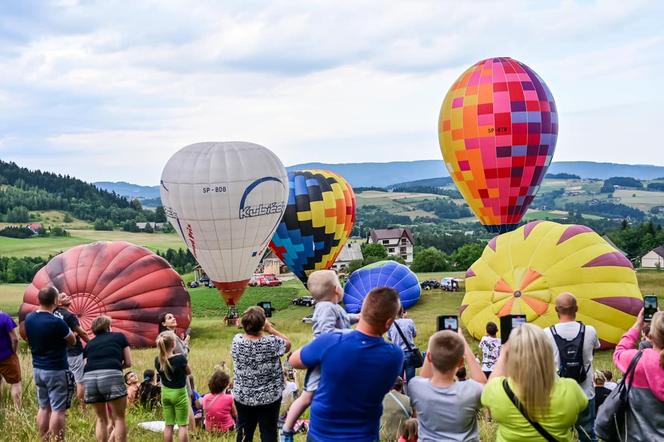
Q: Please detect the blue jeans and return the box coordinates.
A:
[402,351,418,384]
[576,397,597,442]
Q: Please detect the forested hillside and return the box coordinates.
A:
[0,160,161,225]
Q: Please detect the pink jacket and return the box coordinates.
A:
[613,327,664,401]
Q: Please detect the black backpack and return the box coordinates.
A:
[550,322,588,383]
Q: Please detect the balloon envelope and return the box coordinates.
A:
[343,260,421,313]
[461,221,642,348]
[269,170,356,284]
[160,142,288,305]
[19,241,191,348]
[438,57,558,233]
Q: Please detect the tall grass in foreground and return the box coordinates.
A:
[2,276,659,440]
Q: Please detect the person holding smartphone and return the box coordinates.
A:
[407,326,486,442]
[610,308,664,440]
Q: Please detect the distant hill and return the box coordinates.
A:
[387,177,453,189]
[94,160,664,197]
[94,181,161,200]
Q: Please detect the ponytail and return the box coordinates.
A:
[156,331,176,380]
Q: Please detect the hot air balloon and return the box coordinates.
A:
[160,142,288,315]
[438,57,558,233]
[343,261,421,313]
[461,221,642,348]
[269,170,356,284]
[18,241,191,348]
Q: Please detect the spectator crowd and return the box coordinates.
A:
[0,271,663,442]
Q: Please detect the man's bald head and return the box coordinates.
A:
[307,270,342,302]
[555,292,578,318]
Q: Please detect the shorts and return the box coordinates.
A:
[162,386,190,426]
[0,353,21,384]
[67,354,85,384]
[304,366,321,392]
[83,369,127,404]
[33,368,74,411]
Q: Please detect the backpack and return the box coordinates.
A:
[550,322,588,383]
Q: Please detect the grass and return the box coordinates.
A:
[2,271,663,440]
[0,230,185,258]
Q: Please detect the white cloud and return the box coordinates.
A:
[0,0,662,184]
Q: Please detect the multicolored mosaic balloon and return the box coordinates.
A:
[438,57,558,233]
[461,221,642,348]
[269,170,355,284]
[19,241,191,348]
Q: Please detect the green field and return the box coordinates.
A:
[0,230,185,258]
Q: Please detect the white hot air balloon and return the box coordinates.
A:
[160,142,288,315]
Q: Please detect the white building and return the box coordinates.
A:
[367,228,414,264]
[641,246,664,269]
[331,242,363,272]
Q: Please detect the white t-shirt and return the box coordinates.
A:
[544,321,600,399]
[604,381,617,391]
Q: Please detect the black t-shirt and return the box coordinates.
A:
[155,354,188,389]
[83,332,129,373]
[54,307,83,356]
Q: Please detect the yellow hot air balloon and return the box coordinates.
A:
[461,221,642,348]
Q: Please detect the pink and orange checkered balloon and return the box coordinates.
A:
[438,57,558,233]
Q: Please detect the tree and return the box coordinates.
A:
[410,247,449,273]
[143,222,154,233]
[63,212,73,223]
[450,243,484,270]
[6,206,29,222]
[155,206,167,223]
[130,198,143,211]
[361,243,388,260]
[347,259,364,274]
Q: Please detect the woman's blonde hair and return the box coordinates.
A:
[91,315,111,335]
[506,323,556,420]
[649,311,664,368]
[156,331,176,380]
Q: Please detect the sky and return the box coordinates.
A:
[0,0,663,185]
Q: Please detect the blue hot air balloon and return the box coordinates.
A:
[343,260,421,313]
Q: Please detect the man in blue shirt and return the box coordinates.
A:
[24,286,76,441]
[289,287,403,442]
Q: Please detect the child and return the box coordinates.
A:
[478,321,501,379]
[201,370,236,432]
[281,270,359,442]
[156,331,191,442]
[408,330,486,441]
[455,366,467,381]
[137,369,161,410]
[593,370,611,413]
[124,371,140,406]
[603,370,618,390]
[398,418,418,442]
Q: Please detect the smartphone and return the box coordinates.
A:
[257,301,274,318]
[500,314,527,344]
[644,295,658,322]
[437,315,459,332]
[184,327,191,337]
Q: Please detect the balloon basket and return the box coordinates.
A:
[224,306,239,326]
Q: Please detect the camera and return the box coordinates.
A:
[257,301,274,318]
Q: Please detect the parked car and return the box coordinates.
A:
[302,314,314,324]
[420,279,441,290]
[188,281,199,289]
[249,273,282,287]
[441,277,461,292]
[292,296,316,307]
